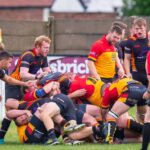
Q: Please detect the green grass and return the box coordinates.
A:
[0,118,142,150]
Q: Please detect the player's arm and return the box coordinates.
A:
[6,109,31,119]
[2,74,30,87]
[20,67,36,80]
[68,89,87,99]
[42,67,52,73]
[88,41,101,80]
[19,53,37,80]
[19,53,47,80]
[87,60,100,80]
[123,39,133,78]
[124,53,132,78]
[35,82,59,98]
[116,56,125,78]
[5,99,20,110]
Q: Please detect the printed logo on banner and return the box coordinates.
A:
[48,56,89,74]
[8,56,89,75]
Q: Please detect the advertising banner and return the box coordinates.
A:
[8,55,89,75]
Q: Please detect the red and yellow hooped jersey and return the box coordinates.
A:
[88,36,117,78]
[17,125,27,143]
[101,77,141,108]
[69,75,105,107]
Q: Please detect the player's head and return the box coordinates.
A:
[133,17,147,39]
[111,21,127,39]
[60,78,71,94]
[15,114,29,126]
[107,25,123,45]
[22,80,37,94]
[58,73,72,94]
[0,50,13,69]
[34,35,51,57]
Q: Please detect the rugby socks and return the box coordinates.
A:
[114,127,124,141]
[47,129,59,145]
[0,118,11,139]
[92,123,105,140]
[127,119,143,133]
[141,123,150,150]
[47,129,57,138]
[105,119,117,144]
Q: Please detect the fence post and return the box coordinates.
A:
[47,16,55,54]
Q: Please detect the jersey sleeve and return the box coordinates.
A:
[88,41,102,62]
[116,44,123,59]
[0,69,5,79]
[20,53,34,68]
[124,39,133,54]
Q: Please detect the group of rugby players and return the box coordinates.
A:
[0,16,149,150]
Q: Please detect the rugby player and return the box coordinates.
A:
[0,35,52,144]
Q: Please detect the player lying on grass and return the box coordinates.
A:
[6,96,107,145]
[6,95,88,145]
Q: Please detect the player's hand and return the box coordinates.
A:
[117,68,125,78]
[72,89,87,97]
[51,82,61,95]
[24,80,35,87]
[125,73,132,78]
[25,110,32,119]
[38,107,43,113]
[143,91,150,100]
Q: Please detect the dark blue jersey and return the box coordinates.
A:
[124,36,150,73]
[11,48,48,80]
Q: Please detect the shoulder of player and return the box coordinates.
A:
[128,35,137,41]
[21,50,35,58]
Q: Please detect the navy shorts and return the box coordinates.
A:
[5,83,23,100]
[125,84,146,107]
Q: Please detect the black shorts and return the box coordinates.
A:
[5,83,23,100]
[75,109,85,124]
[24,115,47,144]
[51,94,77,121]
[125,84,146,107]
[75,104,87,112]
[75,104,87,124]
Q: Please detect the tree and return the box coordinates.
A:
[122,0,150,16]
